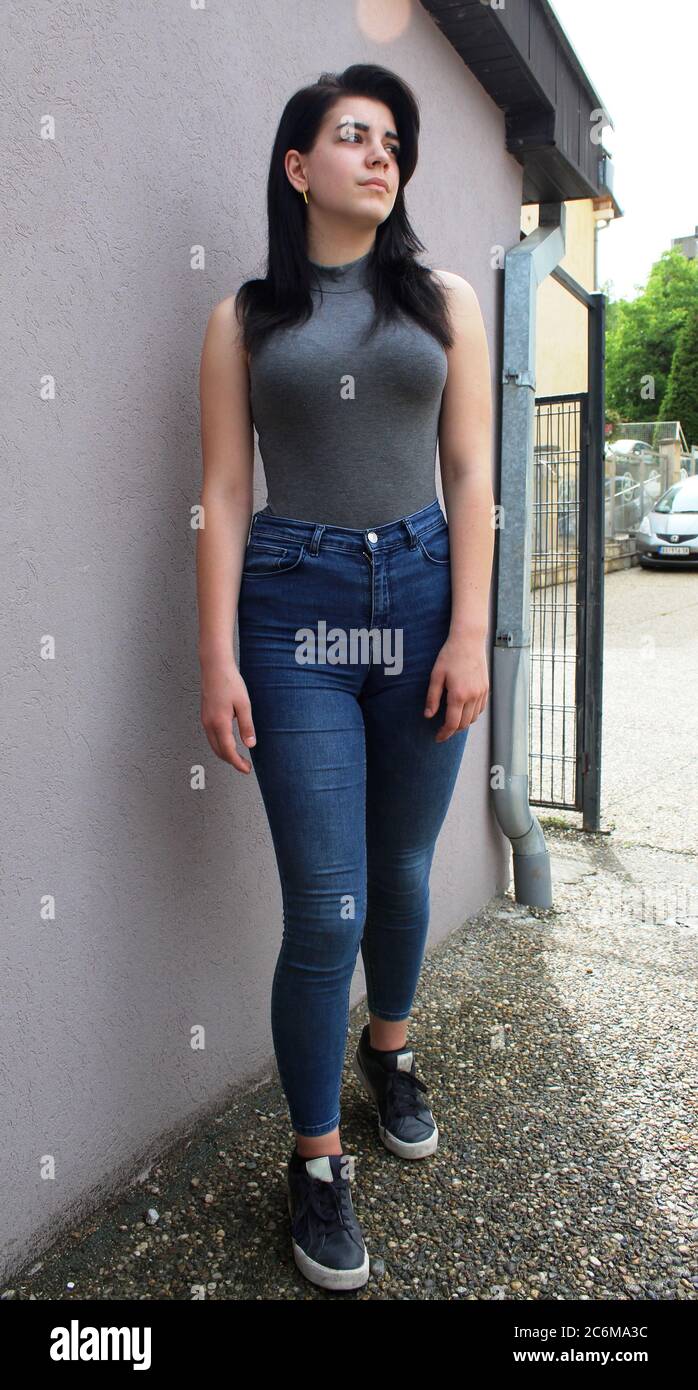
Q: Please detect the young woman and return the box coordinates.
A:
[197,63,493,1291]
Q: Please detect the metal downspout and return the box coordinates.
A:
[491,204,568,907]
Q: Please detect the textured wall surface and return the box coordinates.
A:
[2,0,519,1277]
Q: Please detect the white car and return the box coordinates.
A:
[635,476,698,567]
[606,438,655,462]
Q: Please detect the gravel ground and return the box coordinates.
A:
[3,821,696,1301]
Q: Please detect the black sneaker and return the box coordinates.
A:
[353,1024,438,1159]
[286,1149,370,1291]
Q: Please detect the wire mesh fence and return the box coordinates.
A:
[529,395,585,809]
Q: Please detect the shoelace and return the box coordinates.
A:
[301,1174,354,1231]
[386,1068,429,1118]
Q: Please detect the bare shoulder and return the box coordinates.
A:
[202,293,249,368]
[429,269,484,340]
[430,268,479,306]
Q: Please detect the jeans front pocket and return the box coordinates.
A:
[417,522,450,566]
[241,538,307,578]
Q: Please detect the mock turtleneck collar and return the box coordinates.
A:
[308,247,373,292]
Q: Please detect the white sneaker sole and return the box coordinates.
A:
[353,1049,439,1159]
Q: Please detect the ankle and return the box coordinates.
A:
[368,1028,408,1052]
[295,1133,342,1159]
[367,1017,409,1052]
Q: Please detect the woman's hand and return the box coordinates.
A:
[423,633,490,742]
[200,658,257,773]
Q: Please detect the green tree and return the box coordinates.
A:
[605,248,698,424]
[659,307,698,447]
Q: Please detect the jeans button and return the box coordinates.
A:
[367,531,378,543]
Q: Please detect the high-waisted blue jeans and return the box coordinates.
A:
[237,497,469,1137]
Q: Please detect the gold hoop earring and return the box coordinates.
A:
[302,187,309,204]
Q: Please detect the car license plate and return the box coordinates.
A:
[658,545,690,555]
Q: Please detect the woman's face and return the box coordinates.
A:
[291,96,401,227]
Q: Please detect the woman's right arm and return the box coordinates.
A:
[197,294,257,774]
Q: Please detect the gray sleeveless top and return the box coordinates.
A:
[247,248,448,528]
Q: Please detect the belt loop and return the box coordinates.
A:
[309,523,325,555]
[401,516,419,549]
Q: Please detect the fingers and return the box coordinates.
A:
[201,673,258,774]
[229,693,257,772]
[434,691,473,741]
[235,700,257,751]
[207,719,252,773]
[423,667,445,717]
[424,665,489,736]
[434,686,489,741]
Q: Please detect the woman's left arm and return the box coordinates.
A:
[425,271,495,742]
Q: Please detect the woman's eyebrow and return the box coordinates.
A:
[335,118,400,144]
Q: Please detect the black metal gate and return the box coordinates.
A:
[529,282,606,830]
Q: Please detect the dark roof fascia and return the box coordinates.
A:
[421,0,619,207]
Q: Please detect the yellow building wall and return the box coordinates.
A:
[521,201,597,396]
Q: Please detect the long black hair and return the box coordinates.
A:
[235,63,454,358]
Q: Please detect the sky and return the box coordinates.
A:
[548,0,697,301]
